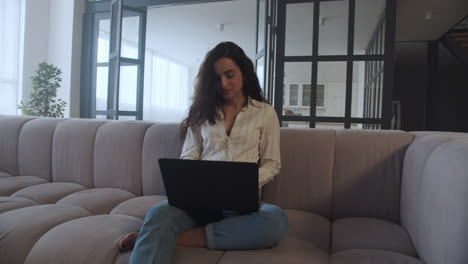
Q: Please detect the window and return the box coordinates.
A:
[289,84,298,106]
[0,0,21,115]
[284,83,326,108]
[316,84,325,108]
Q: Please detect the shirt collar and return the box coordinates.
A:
[242,97,263,111]
[218,97,263,118]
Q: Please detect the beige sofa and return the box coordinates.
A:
[0,115,467,264]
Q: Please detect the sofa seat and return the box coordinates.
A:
[24,212,225,264]
[118,208,330,264]
[284,209,331,251]
[115,246,226,264]
[217,237,329,264]
[56,188,137,215]
[0,182,87,213]
[12,182,87,204]
[332,217,417,257]
[0,204,91,264]
[110,195,167,219]
[24,214,142,264]
[331,249,423,264]
[0,196,37,213]
[0,171,11,178]
[0,176,48,196]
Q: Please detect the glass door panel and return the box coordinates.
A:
[107,0,146,120]
[121,15,140,59]
[316,61,347,117]
[96,66,108,110]
[318,0,348,55]
[283,62,312,117]
[354,0,386,55]
[95,16,110,112]
[97,19,110,63]
[118,64,138,111]
[255,0,276,103]
[256,56,265,90]
[257,0,266,53]
[285,2,313,56]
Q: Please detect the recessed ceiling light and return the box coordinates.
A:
[425,10,432,21]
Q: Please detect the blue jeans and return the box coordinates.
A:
[129,200,288,264]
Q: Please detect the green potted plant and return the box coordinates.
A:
[18,61,67,118]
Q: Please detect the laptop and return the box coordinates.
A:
[158,158,259,222]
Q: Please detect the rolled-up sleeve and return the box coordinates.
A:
[258,107,281,188]
[180,125,203,160]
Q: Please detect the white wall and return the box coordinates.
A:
[21,0,49,104]
[21,0,84,118]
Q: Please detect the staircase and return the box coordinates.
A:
[441,16,468,66]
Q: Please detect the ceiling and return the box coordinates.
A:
[395,0,468,66]
[396,0,468,41]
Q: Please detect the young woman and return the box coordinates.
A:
[119,41,288,264]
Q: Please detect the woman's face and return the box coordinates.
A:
[213,57,245,103]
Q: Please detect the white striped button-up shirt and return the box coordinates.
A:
[180,97,281,188]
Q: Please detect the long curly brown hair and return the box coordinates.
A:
[180,42,265,136]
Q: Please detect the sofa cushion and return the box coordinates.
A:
[263,129,335,218]
[12,182,87,204]
[24,214,142,264]
[332,130,414,223]
[52,119,107,187]
[115,247,225,264]
[0,176,48,196]
[0,204,91,264]
[0,196,37,213]
[93,121,152,195]
[332,217,417,257]
[173,247,225,264]
[18,118,64,181]
[57,188,136,215]
[0,171,11,178]
[110,195,167,219]
[0,116,35,176]
[142,123,185,196]
[284,209,331,251]
[217,237,329,264]
[401,135,468,264]
[331,249,423,264]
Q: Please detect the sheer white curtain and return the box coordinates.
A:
[143,50,191,123]
[0,0,21,115]
[96,23,109,110]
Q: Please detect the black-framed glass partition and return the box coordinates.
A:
[274,0,395,129]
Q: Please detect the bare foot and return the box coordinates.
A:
[118,232,139,252]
